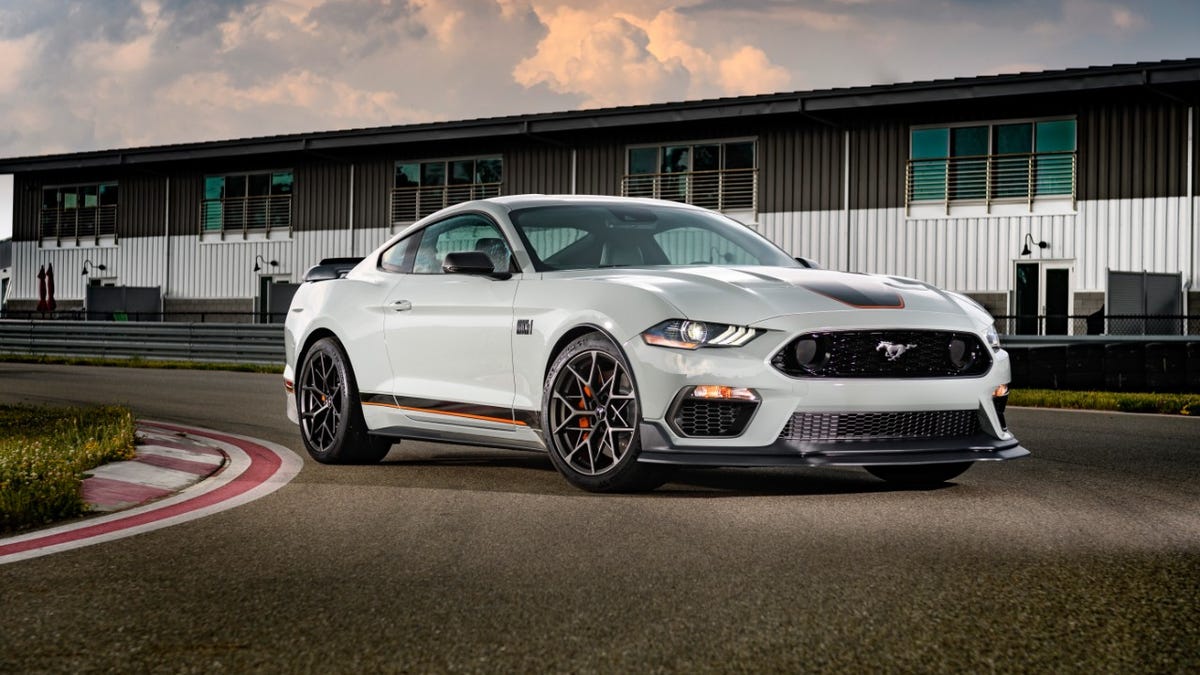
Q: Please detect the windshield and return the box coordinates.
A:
[508,202,799,272]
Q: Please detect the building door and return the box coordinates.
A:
[257,276,295,324]
[1044,266,1071,335]
[1014,261,1073,335]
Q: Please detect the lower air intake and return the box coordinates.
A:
[779,410,979,442]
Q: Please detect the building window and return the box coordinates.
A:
[907,119,1076,213]
[201,170,293,235]
[622,140,756,212]
[40,182,118,241]
[391,157,503,224]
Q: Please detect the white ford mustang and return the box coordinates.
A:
[284,195,1027,491]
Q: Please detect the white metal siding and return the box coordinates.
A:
[7,198,1195,303]
[756,197,1194,294]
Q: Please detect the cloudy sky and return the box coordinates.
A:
[0,0,1195,161]
[0,0,1195,238]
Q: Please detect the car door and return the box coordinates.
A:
[382,212,521,430]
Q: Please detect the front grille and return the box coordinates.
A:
[779,410,980,442]
[673,400,757,437]
[772,330,992,378]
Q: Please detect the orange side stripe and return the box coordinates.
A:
[362,401,527,427]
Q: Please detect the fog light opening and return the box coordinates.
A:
[690,385,759,401]
[992,383,1010,430]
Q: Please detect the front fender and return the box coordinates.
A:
[511,278,684,412]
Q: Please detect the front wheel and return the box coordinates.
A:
[297,337,393,464]
[865,462,972,486]
[542,333,669,492]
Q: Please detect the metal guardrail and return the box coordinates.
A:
[0,320,285,365]
[0,311,288,323]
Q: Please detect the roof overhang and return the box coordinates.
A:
[2,59,1198,173]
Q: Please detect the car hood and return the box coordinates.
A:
[553,266,986,327]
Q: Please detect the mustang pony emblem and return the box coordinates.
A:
[876,341,917,361]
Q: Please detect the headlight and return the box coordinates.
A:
[985,323,1000,352]
[642,319,762,350]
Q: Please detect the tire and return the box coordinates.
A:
[865,462,972,486]
[542,333,669,493]
[297,337,393,464]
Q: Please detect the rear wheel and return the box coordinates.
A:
[542,333,669,492]
[297,337,393,464]
[865,462,972,486]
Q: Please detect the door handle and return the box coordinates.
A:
[392,300,412,312]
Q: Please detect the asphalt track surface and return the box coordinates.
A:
[0,363,1197,673]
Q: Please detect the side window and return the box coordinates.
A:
[412,214,514,274]
[379,235,418,273]
[653,226,758,265]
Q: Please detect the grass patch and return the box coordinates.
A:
[0,404,137,533]
[0,352,281,374]
[1010,389,1200,416]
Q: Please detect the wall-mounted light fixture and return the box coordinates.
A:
[81,259,107,276]
[1020,234,1049,256]
[253,255,279,272]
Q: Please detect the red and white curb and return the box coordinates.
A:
[83,427,227,513]
[0,420,302,565]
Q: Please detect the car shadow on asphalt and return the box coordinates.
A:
[377,451,954,497]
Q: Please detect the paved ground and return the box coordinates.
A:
[0,363,1197,672]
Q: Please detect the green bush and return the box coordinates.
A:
[1009,389,1200,416]
[0,405,137,533]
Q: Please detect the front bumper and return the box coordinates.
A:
[624,310,1026,467]
[638,422,1029,467]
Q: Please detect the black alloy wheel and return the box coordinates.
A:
[297,337,392,464]
[542,333,669,492]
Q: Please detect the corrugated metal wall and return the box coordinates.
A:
[759,125,843,213]
[506,145,572,195]
[294,162,351,231]
[1078,100,1188,200]
[353,159,392,233]
[757,210,847,271]
[849,121,906,211]
[842,197,1191,294]
[11,175,39,241]
[118,173,167,238]
[574,142,624,196]
[169,171,202,236]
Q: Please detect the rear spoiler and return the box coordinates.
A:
[304,257,364,282]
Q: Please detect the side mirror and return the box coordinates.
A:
[795,257,821,269]
[443,251,511,279]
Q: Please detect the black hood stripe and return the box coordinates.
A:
[800,279,904,309]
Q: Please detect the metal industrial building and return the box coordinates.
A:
[1,58,1197,333]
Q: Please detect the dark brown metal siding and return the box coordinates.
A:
[117,173,167,238]
[574,142,623,196]
[294,162,351,231]
[505,145,572,195]
[13,172,169,240]
[169,171,203,236]
[12,175,40,241]
[760,125,842,213]
[850,121,906,210]
[1078,100,1187,200]
[353,159,392,231]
